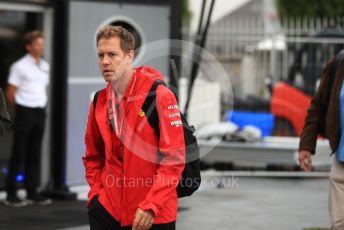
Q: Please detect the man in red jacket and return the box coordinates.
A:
[83,25,185,230]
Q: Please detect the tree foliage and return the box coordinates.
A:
[277,0,344,18]
[182,0,192,25]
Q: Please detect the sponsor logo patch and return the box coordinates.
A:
[169,113,181,118]
[167,104,179,110]
[139,109,145,117]
[170,120,182,127]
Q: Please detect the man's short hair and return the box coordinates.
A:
[24,30,44,46]
[96,25,135,53]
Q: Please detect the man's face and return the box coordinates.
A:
[97,37,134,83]
[26,37,45,58]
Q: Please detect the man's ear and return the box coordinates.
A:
[127,50,135,64]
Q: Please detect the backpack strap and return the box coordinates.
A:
[141,80,166,137]
[93,90,100,112]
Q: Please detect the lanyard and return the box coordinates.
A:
[107,73,137,137]
[109,88,122,137]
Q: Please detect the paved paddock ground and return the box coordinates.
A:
[62,177,330,230]
[177,177,330,230]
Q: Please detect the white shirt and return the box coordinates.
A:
[8,54,50,108]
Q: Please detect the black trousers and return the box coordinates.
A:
[6,104,46,195]
[88,196,176,230]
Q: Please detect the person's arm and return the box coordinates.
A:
[299,93,322,153]
[6,84,17,111]
[299,57,334,155]
[136,85,185,219]
[82,99,105,207]
[298,75,328,171]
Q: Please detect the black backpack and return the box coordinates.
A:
[93,81,201,198]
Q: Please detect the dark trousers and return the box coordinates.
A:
[6,104,46,195]
[88,196,176,230]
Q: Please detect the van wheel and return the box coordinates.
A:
[272,118,296,136]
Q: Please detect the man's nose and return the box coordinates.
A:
[102,55,110,66]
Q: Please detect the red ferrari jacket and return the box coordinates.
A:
[82,66,185,226]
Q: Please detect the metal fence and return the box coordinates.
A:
[204,17,344,98]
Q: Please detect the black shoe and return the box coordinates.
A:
[26,192,52,205]
[4,194,27,207]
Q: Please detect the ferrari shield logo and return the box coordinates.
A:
[139,109,145,117]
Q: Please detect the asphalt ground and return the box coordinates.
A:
[59,177,330,230]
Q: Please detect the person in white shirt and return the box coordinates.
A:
[5,31,52,207]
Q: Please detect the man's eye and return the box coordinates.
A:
[98,54,104,58]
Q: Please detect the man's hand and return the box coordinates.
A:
[298,150,312,172]
[132,208,154,230]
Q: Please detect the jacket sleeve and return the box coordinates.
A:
[298,90,324,155]
[0,87,11,136]
[82,100,105,207]
[138,86,185,217]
